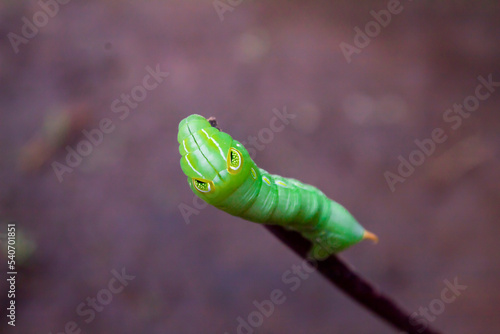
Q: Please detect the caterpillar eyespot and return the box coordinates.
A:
[193,179,214,193]
[227,148,242,174]
[178,114,378,260]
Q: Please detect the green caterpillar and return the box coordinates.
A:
[178,114,378,259]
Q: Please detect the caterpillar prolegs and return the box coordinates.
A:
[178,114,378,259]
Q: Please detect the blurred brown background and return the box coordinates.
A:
[0,1,499,333]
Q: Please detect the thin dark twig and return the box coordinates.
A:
[265,225,442,334]
[207,117,220,130]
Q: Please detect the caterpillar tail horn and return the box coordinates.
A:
[363,230,379,244]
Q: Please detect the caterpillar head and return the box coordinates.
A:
[178,114,255,204]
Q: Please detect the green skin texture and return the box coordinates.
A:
[178,114,370,260]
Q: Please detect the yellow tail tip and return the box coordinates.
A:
[363,230,379,244]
